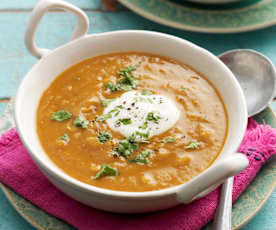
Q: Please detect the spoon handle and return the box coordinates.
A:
[212,177,234,230]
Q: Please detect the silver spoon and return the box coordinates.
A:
[212,49,276,230]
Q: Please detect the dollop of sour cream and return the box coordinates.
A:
[103,91,180,140]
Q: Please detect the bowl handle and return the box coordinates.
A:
[176,153,248,203]
[24,0,89,59]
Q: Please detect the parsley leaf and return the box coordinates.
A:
[146,111,161,123]
[104,65,139,92]
[51,110,72,122]
[117,66,137,75]
[117,65,139,90]
[181,87,187,91]
[94,164,119,179]
[110,105,124,114]
[147,98,154,104]
[141,90,152,96]
[134,97,153,104]
[161,137,176,143]
[97,105,123,122]
[185,141,201,149]
[102,98,116,107]
[118,84,133,91]
[104,82,119,92]
[117,118,132,125]
[115,105,124,109]
[113,134,139,158]
[136,131,149,139]
[60,133,70,143]
[97,131,112,144]
[139,122,148,130]
[74,117,89,128]
[129,150,153,165]
[96,113,112,122]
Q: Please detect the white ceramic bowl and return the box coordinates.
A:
[15,0,248,213]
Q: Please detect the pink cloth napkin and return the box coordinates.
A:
[0,118,276,230]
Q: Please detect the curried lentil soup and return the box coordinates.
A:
[37,52,228,192]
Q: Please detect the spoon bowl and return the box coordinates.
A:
[213,49,276,230]
[219,49,276,116]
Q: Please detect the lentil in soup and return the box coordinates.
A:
[37,52,227,192]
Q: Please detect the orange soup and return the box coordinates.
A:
[37,52,228,192]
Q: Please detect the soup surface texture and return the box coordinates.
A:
[37,52,227,192]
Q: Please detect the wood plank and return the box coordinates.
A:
[0,11,276,98]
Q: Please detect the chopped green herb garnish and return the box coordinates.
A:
[185,141,201,149]
[146,111,161,123]
[104,82,119,92]
[117,66,137,76]
[117,118,132,125]
[110,105,123,116]
[161,137,176,143]
[118,84,133,91]
[181,87,187,91]
[60,133,70,143]
[102,98,116,107]
[96,113,112,122]
[136,131,149,139]
[113,133,139,158]
[51,110,72,122]
[141,90,152,96]
[139,122,148,130]
[127,133,137,142]
[109,105,123,113]
[129,150,153,165]
[94,164,119,179]
[147,98,154,104]
[97,105,123,122]
[104,65,139,92]
[117,65,139,90]
[115,105,124,109]
[97,131,112,144]
[134,97,153,104]
[74,77,80,80]
[74,117,89,128]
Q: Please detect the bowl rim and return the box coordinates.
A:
[15,30,248,199]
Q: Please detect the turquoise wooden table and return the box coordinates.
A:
[0,0,276,229]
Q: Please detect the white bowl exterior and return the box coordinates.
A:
[15,31,247,212]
